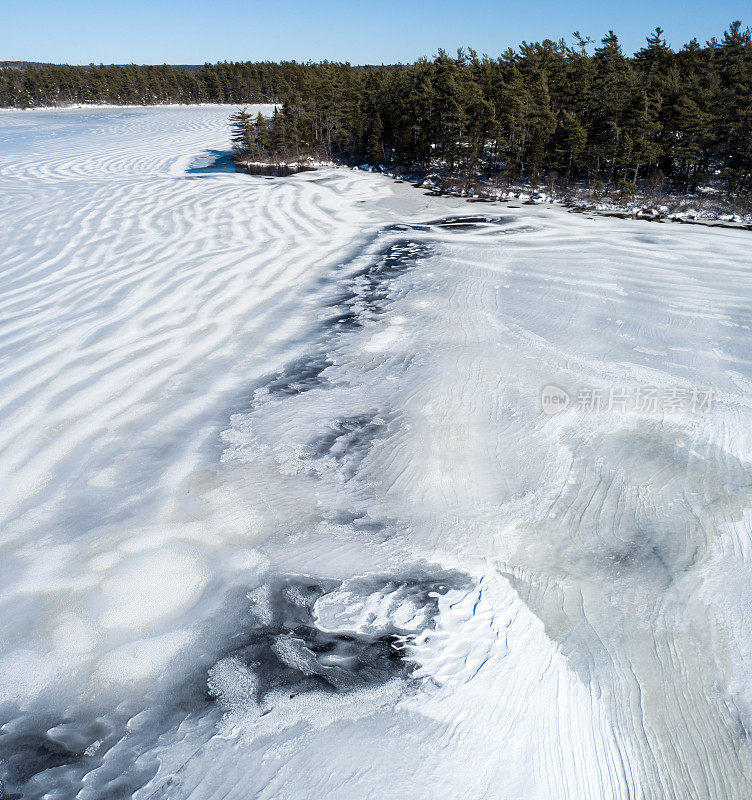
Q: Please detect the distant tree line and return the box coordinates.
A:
[0,61,298,107]
[4,23,752,193]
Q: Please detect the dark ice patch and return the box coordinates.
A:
[211,570,469,702]
[0,732,80,787]
[428,215,511,228]
[0,714,118,799]
[304,412,390,480]
[322,239,431,334]
[261,353,333,397]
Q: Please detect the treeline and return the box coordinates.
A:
[3,23,751,193]
[0,61,310,107]
[230,24,752,195]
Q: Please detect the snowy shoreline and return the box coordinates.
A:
[357,165,752,229]
[7,101,747,228]
[235,149,752,229]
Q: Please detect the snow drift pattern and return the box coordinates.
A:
[0,106,752,800]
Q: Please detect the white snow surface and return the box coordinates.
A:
[1,105,752,799]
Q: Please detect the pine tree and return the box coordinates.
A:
[554,110,587,182]
[590,31,632,184]
[270,107,288,161]
[229,107,255,153]
[254,112,271,159]
[367,112,384,165]
[715,22,752,193]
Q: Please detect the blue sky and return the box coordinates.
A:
[3,0,750,65]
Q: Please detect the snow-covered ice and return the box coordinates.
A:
[2,105,752,799]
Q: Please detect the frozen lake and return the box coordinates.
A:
[1,105,752,799]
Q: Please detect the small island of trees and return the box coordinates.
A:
[228,24,752,200]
